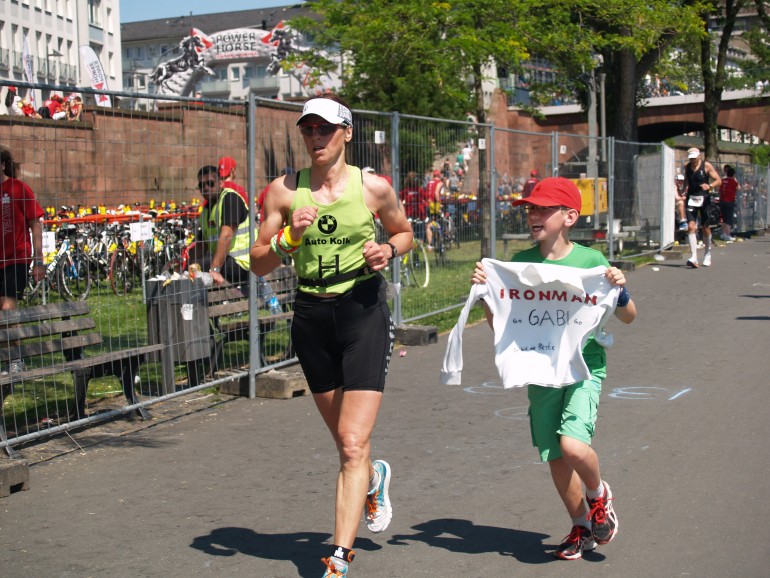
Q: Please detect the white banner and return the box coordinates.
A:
[21,35,35,106]
[79,45,112,107]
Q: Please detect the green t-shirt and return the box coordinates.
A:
[512,243,609,378]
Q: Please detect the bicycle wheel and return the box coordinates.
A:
[22,264,43,302]
[406,241,430,288]
[110,247,134,296]
[59,250,93,301]
[443,216,459,249]
[433,225,448,267]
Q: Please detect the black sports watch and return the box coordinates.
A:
[386,242,398,261]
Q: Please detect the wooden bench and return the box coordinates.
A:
[185,265,298,386]
[501,233,531,259]
[0,301,164,457]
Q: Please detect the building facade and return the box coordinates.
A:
[120,4,339,109]
[0,0,122,107]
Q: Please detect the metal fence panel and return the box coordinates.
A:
[2,79,769,452]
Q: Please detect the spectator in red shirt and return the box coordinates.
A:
[45,94,66,120]
[719,165,740,242]
[399,171,427,241]
[20,99,41,118]
[0,145,45,373]
[522,169,540,198]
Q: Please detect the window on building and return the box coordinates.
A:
[107,8,113,34]
[88,0,101,27]
[218,67,227,81]
[231,67,241,81]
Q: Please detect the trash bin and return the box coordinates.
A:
[146,278,209,394]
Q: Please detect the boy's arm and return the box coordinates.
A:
[471,261,494,328]
[605,266,637,324]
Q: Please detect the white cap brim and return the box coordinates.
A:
[297,99,352,126]
[687,152,699,158]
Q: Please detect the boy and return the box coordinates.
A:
[471,177,636,560]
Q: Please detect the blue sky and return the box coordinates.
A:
[120,0,298,23]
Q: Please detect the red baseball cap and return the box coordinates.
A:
[218,156,236,178]
[433,169,441,177]
[513,177,582,212]
[530,169,539,177]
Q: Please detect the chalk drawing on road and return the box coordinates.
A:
[495,406,529,420]
[464,381,504,395]
[609,386,692,400]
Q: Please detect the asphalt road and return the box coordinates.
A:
[2,236,769,577]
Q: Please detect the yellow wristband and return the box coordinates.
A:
[283,226,302,247]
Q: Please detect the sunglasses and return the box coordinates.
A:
[198,180,217,189]
[299,123,341,137]
[525,205,569,214]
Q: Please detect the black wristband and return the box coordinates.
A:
[386,242,398,261]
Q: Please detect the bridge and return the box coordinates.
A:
[506,89,770,144]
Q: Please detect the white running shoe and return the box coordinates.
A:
[703,253,712,267]
[586,481,619,545]
[365,460,392,532]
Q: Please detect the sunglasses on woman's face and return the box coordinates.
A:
[198,180,217,190]
[299,123,341,137]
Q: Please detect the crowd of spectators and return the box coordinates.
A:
[4,87,83,121]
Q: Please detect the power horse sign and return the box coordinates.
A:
[150,22,329,97]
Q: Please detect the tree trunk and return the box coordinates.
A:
[701,0,742,163]
[700,9,719,161]
[611,48,641,223]
[475,64,491,259]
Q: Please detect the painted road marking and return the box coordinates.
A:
[609,386,692,400]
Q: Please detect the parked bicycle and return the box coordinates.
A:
[400,237,430,288]
[376,217,430,289]
[109,224,150,296]
[430,212,457,266]
[26,224,92,301]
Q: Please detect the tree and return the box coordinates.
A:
[652,1,769,162]
[519,1,703,222]
[742,1,770,91]
[699,1,745,161]
[289,0,527,120]
[288,1,714,229]
[289,0,530,256]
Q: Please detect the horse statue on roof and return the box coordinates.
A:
[151,34,213,94]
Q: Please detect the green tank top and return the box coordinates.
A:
[290,165,376,294]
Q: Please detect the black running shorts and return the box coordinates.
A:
[0,263,29,301]
[291,274,395,394]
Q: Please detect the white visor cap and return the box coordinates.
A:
[297,98,352,127]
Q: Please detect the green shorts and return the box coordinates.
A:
[527,377,602,462]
